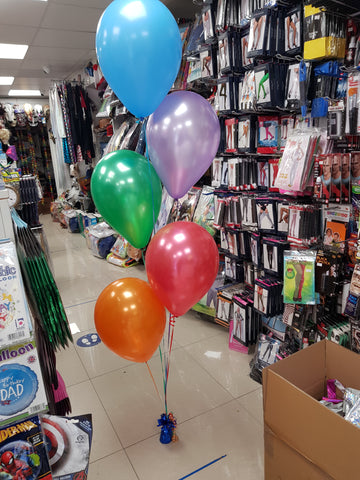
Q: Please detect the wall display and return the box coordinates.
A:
[171,6,360,380]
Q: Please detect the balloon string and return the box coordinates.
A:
[164,315,176,412]
[144,125,157,230]
[158,345,167,414]
[145,361,162,404]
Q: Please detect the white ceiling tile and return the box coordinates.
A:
[0,25,37,45]
[33,28,95,50]
[41,4,103,32]
[0,60,23,76]
[52,0,111,9]
[11,77,52,89]
[0,0,48,27]
[23,46,89,63]
[0,87,12,97]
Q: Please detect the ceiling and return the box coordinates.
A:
[0,0,200,99]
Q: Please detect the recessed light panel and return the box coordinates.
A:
[8,89,42,96]
[0,44,28,60]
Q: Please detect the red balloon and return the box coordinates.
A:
[146,222,219,317]
[95,278,166,363]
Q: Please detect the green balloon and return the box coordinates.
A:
[91,150,162,249]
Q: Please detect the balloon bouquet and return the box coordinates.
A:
[92,0,220,444]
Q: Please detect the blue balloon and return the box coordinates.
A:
[96,0,182,119]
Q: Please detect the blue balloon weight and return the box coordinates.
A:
[96,0,182,119]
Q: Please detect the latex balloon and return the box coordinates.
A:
[95,278,166,362]
[96,0,182,119]
[146,90,220,199]
[90,149,162,249]
[146,222,219,317]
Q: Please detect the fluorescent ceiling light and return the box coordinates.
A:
[8,89,42,97]
[0,77,14,85]
[0,43,28,60]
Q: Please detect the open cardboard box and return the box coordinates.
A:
[263,340,360,479]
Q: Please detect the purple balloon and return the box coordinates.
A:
[146,91,220,199]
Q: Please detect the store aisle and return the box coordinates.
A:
[41,214,264,479]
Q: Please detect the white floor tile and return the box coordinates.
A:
[73,329,134,378]
[88,450,138,480]
[55,342,89,387]
[65,300,97,332]
[126,400,264,480]
[173,310,224,347]
[67,380,122,462]
[184,335,260,398]
[92,348,232,447]
[55,261,147,307]
[237,388,264,426]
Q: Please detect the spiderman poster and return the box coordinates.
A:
[0,414,52,479]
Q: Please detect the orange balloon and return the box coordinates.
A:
[94,278,166,363]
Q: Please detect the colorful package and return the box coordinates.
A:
[41,414,93,480]
[0,339,48,426]
[0,415,52,479]
[0,241,32,347]
[283,250,316,305]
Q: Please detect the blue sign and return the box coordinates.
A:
[0,364,38,416]
[76,333,101,348]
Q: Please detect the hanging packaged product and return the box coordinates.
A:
[315,249,342,296]
[0,339,48,425]
[218,31,241,75]
[247,9,269,58]
[257,116,279,154]
[256,198,276,233]
[346,72,360,135]
[263,236,290,277]
[0,241,32,347]
[167,186,201,224]
[41,414,93,480]
[274,130,320,194]
[193,186,216,236]
[240,27,254,69]
[199,46,217,80]
[153,188,174,235]
[281,5,303,57]
[239,70,256,111]
[237,115,256,153]
[303,5,346,60]
[216,77,235,113]
[283,250,316,305]
[0,415,52,479]
[224,118,238,153]
[202,4,215,43]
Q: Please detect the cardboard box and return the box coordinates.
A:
[263,340,360,479]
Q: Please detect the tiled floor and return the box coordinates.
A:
[42,214,264,479]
